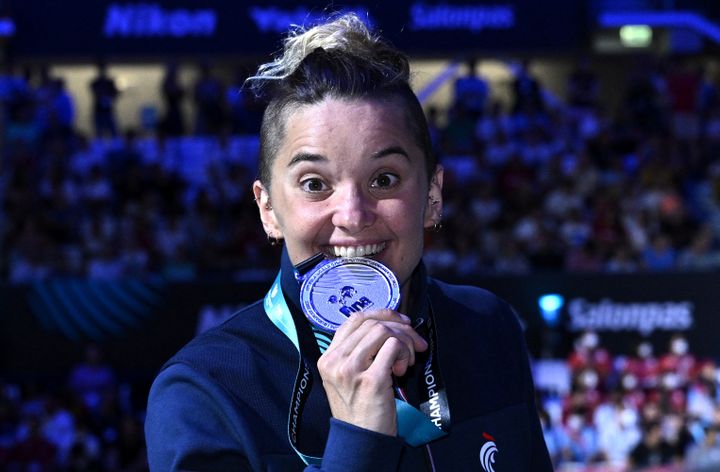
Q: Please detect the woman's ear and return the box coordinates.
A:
[424,165,444,229]
[252,181,283,239]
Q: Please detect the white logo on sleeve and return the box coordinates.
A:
[479,432,498,472]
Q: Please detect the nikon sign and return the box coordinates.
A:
[104,4,217,38]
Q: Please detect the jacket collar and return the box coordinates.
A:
[279,247,304,316]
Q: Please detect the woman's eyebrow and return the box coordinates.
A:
[288,152,327,167]
[288,146,409,167]
[371,146,410,161]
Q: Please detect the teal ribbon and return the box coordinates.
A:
[264,273,322,466]
[263,271,447,465]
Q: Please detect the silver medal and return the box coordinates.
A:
[299,257,400,333]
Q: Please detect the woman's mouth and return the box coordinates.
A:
[329,242,386,258]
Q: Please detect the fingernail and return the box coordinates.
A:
[399,314,410,322]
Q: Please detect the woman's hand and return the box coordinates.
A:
[317,309,428,436]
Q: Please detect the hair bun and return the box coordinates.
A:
[247,13,409,96]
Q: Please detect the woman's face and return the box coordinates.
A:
[254,97,443,291]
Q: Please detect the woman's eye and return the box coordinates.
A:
[371,173,400,189]
[301,178,327,192]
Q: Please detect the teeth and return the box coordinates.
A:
[332,243,385,258]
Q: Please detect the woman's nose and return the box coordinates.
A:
[331,185,376,233]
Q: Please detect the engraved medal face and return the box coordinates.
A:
[300,257,400,333]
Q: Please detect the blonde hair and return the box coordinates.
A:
[247,13,408,93]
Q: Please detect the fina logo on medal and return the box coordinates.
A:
[479,432,498,472]
[327,285,375,316]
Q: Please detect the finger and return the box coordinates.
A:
[323,320,415,374]
[337,309,409,336]
[335,310,424,347]
[328,318,426,368]
[325,309,411,353]
[349,322,418,370]
[369,336,412,379]
[364,310,427,352]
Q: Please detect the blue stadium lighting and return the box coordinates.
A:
[599,11,720,44]
[538,294,564,326]
[539,294,564,312]
[0,18,15,37]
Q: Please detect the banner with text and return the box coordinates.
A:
[1,271,717,380]
[7,0,587,58]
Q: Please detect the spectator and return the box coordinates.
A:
[685,426,720,471]
[67,419,102,471]
[475,101,511,145]
[642,233,678,271]
[67,344,117,415]
[545,179,584,221]
[192,62,225,135]
[106,129,143,179]
[6,417,56,471]
[452,57,489,119]
[666,59,701,142]
[41,395,76,466]
[565,240,603,273]
[628,421,676,469]
[470,184,502,226]
[107,415,147,471]
[8,218,54,283]
[227,65,263,135]
[484,128,517,168]
[494,239,531,274]
[664,412,694,462]
[568,331,613,386]
[423,236,456,274]
[89,60,119,138]
[512,60,544,114]
[567,57,599,111]
[697,67,720,140]
[605,245,640,273]
[86,246,125,279]
[659,334,697,389]
[678,226,720,271]
[623,340,661,390]
[594,392,641,466]
[159,62,185,136]
[688,361,719,426]
[560,408,601,463]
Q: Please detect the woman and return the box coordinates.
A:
[145,14,552,471]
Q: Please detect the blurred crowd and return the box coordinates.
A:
[427,58,720,276]
[0,345,148,471]
[1,62,274,283]
[3,56,720,471]
[3,57,720,281]
[541,332,720,471]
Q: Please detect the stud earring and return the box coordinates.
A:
[254,196,272,210]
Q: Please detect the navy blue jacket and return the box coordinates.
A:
[145,252,552,471]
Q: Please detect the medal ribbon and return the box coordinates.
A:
[263,271,450,466]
